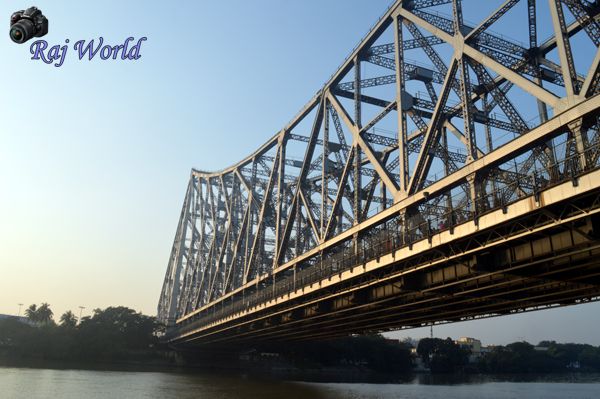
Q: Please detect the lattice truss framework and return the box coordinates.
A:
[158,0,600,324]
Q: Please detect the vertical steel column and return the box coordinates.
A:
[354,57,362,224]
[394,14,409,198]
[569,118,589,170]
[274,138,286,270]
[321,103,329,238]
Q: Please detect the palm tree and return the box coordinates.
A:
[25,304,38,322]
[59,310,78,328]
[36,303,54,324]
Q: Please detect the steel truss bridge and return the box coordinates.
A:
[159,0,600,346]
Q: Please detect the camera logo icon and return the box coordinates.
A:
[10,6,48,44]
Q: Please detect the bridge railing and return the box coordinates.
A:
[167,135,600,341]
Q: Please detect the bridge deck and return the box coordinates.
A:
[168,162,600,345]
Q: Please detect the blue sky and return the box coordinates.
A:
[0,0,598,346]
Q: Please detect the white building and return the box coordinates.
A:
[455,337,482,362]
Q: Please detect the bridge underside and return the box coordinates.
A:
[169,168,600,346]
[159,0,600,347]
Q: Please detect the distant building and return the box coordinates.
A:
[0,314,34,326]
[0,314,28,323]
[456,337,482,353]
[0,314,33,346]
[455,337,482,362]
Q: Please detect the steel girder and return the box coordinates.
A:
[158,0,600,328]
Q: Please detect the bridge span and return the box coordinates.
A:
[158,0,600,346]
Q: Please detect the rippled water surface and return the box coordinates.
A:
[1,367,600,399]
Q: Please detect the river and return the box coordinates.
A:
[1,367,599,398]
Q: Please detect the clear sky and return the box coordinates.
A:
[0,0,598,346]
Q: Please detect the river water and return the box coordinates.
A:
[1,367,599,399]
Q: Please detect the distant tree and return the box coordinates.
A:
[579,346,600,369]
[416,337,440,364]
[25,304,38,322]
[401,337,416,348]
[36,303,54,324]
[506,341,534,352]
[77,306,159,360]
[59,311,78,328]
[417,337,469,373]
[1,306,162,363]
[537,340,556,347]
[344,335,413,372]
[547,342,583,366]
[260,334,413,373]
[480,341,563,373]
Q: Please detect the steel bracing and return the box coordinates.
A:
[158,0,600,345]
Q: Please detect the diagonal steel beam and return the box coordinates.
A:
[549,0,580,97]
[327,90,400,198]
[324,147,355,239]
[581,46,600,97]
[398,7,562,108]
[408,57,459,194]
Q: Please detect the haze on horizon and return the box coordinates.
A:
[1,0,598,346]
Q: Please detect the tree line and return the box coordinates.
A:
[478,340,600,373]
[415,337,600,373]
[0,303,162,363]
[260,334,414,373]
[3,303,600,374]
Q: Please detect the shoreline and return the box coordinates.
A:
[2,357,600,385]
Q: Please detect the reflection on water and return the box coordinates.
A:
[308,381,600,399]
[0,368,325,399]
[413,373,600,385]
[1,367,599,399]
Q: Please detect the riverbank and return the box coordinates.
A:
[0,353,407,383]
[2,365,600,399]
[4,353,600,385]
[4,307,600,382]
